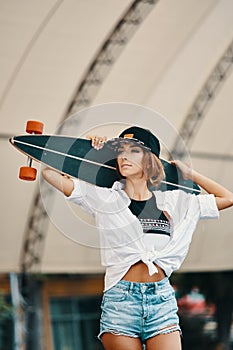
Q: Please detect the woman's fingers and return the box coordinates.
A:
[171,160,192,180]
[86,135,107,150]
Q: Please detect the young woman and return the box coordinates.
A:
[42,126,233,350]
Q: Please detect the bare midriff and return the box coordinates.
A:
[122,261,166,283]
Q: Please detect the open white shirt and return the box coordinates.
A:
[67,179,219,291]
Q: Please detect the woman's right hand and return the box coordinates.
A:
[86,135,107,150]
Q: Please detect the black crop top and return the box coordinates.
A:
[128,194,171,236]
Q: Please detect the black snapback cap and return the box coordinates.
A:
[107,126,160,157]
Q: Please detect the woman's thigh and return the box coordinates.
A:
[101,333,143,350]
[146,330,182,350]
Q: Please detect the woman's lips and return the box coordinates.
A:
[121,163,132,168]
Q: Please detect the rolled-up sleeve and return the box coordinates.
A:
[67,178,86,200]
[66,178,95,215]
[198,194,219,219]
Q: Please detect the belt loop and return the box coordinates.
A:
[129,282,133,293]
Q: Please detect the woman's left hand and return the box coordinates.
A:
[171,161,233,211]
[170,160,192,180]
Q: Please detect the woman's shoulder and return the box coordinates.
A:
[152,189,194,213]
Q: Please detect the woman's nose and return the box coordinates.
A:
[120,151,127,159]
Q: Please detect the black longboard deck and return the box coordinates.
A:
[10,135,200,193]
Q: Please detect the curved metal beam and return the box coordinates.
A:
[64,0,158,118]
[172,39,233,158]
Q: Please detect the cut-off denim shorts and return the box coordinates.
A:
[98,277,181,343]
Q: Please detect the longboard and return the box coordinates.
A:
[10,134,200,194]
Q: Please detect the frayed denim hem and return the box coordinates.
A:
[98,329,138,342]
[146,324,182,340]
[98,325,181,345]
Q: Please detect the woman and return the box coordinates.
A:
[42,126,233,350]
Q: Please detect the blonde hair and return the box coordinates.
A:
[142,151,165,188]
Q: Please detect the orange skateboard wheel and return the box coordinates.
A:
[26,120,44,134]
[19,166,37,181]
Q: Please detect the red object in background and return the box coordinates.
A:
[177,287,215,316]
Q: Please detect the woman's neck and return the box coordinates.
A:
[124,178,151,200]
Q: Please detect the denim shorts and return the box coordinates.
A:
[98,277,181,343]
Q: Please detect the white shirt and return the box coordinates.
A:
[67,179,219,291]
[143,234,170,251]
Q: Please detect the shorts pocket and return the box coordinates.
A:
[159,287,175,302]
[103,285,128,302]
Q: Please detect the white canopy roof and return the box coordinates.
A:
[1,0,233,274]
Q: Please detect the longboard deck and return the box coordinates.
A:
[10,135,200,193]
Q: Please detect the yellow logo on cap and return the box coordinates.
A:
[124,133,134,138]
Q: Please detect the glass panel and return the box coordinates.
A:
[50,295,103,350]
[50,298,73,315]
[0,294,14,350]
[52,321,75,350]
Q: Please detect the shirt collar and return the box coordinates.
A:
[112,180,126,191]
[111,180,131,205]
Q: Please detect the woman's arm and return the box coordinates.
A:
[42,168,74,197]
[42,135,107,197]
[171,160,233,211]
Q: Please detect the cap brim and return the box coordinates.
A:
[106,137,151,152]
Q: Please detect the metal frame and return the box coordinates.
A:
[171,40,233,158]
[65,0,158,117]
[19,186,54,272]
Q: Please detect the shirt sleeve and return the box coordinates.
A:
[66,178,96,215]
[156,189,219,222]
[156,189,190,221]
[197,193,219,219]
[66,178,127,215]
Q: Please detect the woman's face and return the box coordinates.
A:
[116,142,145,179]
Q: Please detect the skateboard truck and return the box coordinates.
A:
[19,120,44,181]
